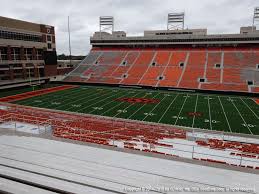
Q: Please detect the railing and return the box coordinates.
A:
[53,127,259,169]
[1,109,259,169]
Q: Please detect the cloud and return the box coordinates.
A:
[0,0,258,55]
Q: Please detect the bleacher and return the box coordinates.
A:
[64,48,259,93]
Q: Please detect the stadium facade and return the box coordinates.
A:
[0,16,72,81]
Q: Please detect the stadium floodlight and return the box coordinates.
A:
[253,7,259,31]
[167,12,185,30]
[99,16,114,38]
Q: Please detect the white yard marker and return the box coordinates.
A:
[87,91,129,114]
[141,94,168,121]
[230,97,254,135]
[56,89,107,110]
[117,109,127,113]
[174,94,189,125]
[102,92,140,116]
[218,96,232,133]
[143,112,156,116]
[127,93,160,119]
[35,87,90,107]
[207,95,213,130]
[92,107,103,110]
[79,90,124,112]
[71,104,82,108]
[25,87,80,107]
[240,98,259,119]
[158,94,179,123]
[192,95,199,128]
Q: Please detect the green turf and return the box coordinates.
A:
[7,85,259,135]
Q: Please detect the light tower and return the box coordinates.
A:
[167,12,185,30]
[253,7,259,31]
[99,16,114,39]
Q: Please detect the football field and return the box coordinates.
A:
[7,85,259,135]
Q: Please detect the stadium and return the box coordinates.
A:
[0,3,259,194]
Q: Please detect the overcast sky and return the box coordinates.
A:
[1,0,258,55]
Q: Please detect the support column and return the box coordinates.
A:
[20,46,25,60]
[34,64,39,78]
[9,65,14,80]
[7,46,11,60]
[32,47,36,60]
[22,63,27,79]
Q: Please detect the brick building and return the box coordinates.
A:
[0,16,59,81]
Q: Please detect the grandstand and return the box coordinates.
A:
[64,26,259,93]
[1,11,259,192]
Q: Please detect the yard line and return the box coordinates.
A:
[141,94,168,121]
[174,94,189,125]
[87,90,130,114]
[192,94,199,128]
[207,95,213,130]
[158,94,179,123]
[230,97,253,135]
[112,93,149,117]
[51,88,103,109]
[113,94,147,117]
[19,87,81,106]
[38,88,93,108]
[240,97,259,119]
[60,89,113,111]
[77,90,124,112]
[218,96,232,133]
[101,92,141,116]
[127,93,160,119]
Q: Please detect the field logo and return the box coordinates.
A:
[115,97,160,104]
[187,112,203,117]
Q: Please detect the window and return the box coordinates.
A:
[0,47,7,60]
[36,49,43,60]
[11,48,21,61]
[0,30,42,42]
[47,35,52,42]
[25,48,33,60]
[47,43,52,49]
